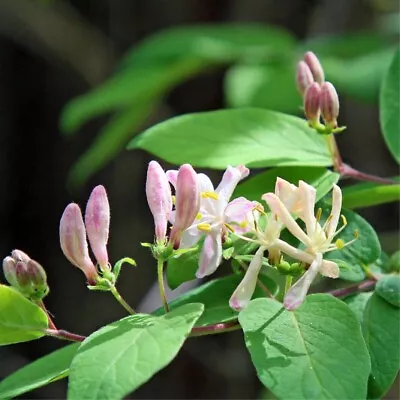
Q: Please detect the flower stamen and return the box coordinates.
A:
[201,191,219,200]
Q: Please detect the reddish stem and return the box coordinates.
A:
[327,279,376,298]
[46,329,86,342]
[38,300,57,330]
[190,321,240,337]
[338,163,396,185]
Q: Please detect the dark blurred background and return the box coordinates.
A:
[0,0,399,399]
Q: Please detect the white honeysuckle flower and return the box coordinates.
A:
[167,165,256,278]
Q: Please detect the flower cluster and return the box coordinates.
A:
[146,161,354,311]
[296,51,341,132]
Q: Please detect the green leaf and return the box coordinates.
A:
[323,47,396,103]
[67,101,155,188]
[363,294,400,398]
[120,24,295,67]
[380,49,400,163]
[61,58,205,134]
[234,166,339,202]
[68,303,204,399]
[375,274,400,307]
[342,180,400,209]
[325,207,381,282]
[224,62,301,114]
[155,274,277,326]
[128,109,331,169]
[0,285,48,345]
[239,295,370,399]
[0,343,79,398]
[344,292,373,322]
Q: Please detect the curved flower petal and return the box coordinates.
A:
[165,169,178,188]
[263,193,312,247]
[298,181,317,236]
[216,165,249,206]
[229,246,265,311]
[224,197,257,234]
[320,259,340,278]
[284,253,322,311]
[196,234,222,278]
[326,184,342,240]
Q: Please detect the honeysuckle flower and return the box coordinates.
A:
[228,178,302,310]
[303,51,325,84]
[168,165,254,278]
[169,164,200,248]
[320,81,340,128]
[296,60,314,96]
[85,185,110,270]
[60,203,98,285]
[146,161,172,243]
[264,181,356,309]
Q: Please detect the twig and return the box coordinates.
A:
[45,329,86,342]
[327,279,376,298]
[190,321,241,337]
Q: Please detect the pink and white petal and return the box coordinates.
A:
[326,185,342,240]
[263,193,312,247]
[216,166,247,205]
[283,253,322,311]
[275,178,298,206]
[196,234,222,278]
[165,170,178,188]
[229,246,265,311]
[224,197,257,233]
[197,173,215,192]
[180,226,204,248]
[319,259,340,278]
[298,181,317,236]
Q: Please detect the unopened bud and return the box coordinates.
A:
[60,203,98,285]
[296,60,314,96]
[85,185,110,270]
[320,82,339,128]
[304,51,325,84]
[146,161,172,243]
[169,164,200,248]
[304,82,321,125]
[3,251,49,300]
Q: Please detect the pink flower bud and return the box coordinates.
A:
[304,51,325,84]
[3,251,48,300]
[85,185,110,270]
[320,82,339,128]
[146,161,172,243]
[169,164,200,248]
[60,203,98,285]
[296,60,314,96]
[304,82,321,124]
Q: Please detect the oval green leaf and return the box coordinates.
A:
[380,49,400,163]
[155,274,277,327]
[239,295,370,399]
[363,294,400,398]
[375,274,400,307]
[68,303,204,399]
[0,343,79,398]
[0,285,48,345]
[128,109,331,169]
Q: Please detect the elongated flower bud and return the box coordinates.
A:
[85,185,110,270]
[146,161,172,243]
[304,82,321,125]
[60,203,98,285]
[320,82,339,128]
[296,60,314,96]
[169,164,200,248]
[229,247,265,311]
[304,51,325,84]
[3,251,49,300]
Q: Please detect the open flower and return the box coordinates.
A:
[229,178,301,310]
[264,181,355,310]
[168,165,254,278]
